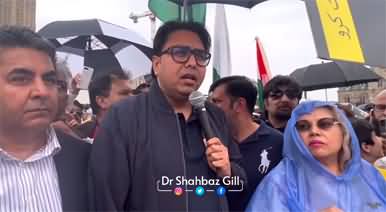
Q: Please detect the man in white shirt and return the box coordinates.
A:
[0,25,90,211]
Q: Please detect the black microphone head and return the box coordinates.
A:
[189,91,207,108]
[189,91,215,139]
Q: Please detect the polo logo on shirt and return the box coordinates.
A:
[258,148,271,174]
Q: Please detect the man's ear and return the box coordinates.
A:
[361,142,372,153]
[234,98,246,113]
[152,55,161,77]
[368,109,375,123]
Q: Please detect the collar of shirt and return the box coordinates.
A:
[188,107,200,122]
[177,106,200,123]
[0,127,62,162]
[256,120,275,136]
[262,118,285,133]
[240,120,282,145]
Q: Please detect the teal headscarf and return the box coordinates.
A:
[247,101,386,212]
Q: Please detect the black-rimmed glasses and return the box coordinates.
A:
[159,45,211,67]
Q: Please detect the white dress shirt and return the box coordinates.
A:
[0,128,63,212]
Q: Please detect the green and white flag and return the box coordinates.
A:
[148,0,206,23]
[212,4,231,82]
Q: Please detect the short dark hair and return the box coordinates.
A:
[209,76,257,114]
[351,118,375,145]
[132,82,150,95]
[0,25,56,66]
[371,119,384,138]
[88,72,129,115]
[263,75,302,100]
[151,21,211,77]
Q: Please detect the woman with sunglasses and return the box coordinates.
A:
[246,101,386,212]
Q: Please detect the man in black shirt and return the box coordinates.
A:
[263,75,302,133]
[89,21,246,211]
[209,76,283,211]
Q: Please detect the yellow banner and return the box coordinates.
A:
[316,0,364,63]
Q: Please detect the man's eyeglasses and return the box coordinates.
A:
[159,45,211,67]
[295,117,339,133]
[374,104,386,112]
[268,89,299,100]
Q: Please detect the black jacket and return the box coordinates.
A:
[54,130,91,211]
[89,82,246,211]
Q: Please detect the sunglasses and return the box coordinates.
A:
[374,104,386,111]
[295,117,339,132]
[159,45,211,67]
[268,89,299,100]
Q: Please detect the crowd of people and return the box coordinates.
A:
[0,20,385,212]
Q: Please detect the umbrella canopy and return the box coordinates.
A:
[304,0,386,67]
[169,0,267,8]
[290,61,381,91]
[38,19,152,79]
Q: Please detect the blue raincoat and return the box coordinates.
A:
[246,101,386,212]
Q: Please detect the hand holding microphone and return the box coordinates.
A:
[189,91,231,177]
[206,138,231,177]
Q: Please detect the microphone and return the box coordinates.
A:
[189,91,216,140]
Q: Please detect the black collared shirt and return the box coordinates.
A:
[227,121,283,211]
[265,119,286,133]
[176,108,221,211]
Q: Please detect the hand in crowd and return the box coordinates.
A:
[205,137,231,178]
[70,73,81,95]
[64,113,81,128]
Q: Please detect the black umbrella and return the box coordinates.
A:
[38,19,153,79]
[169,0,267,8]
[290,61,381,91]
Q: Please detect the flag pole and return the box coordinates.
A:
[178,0,182,21]
[183,0,189,21]
[255,37,272,111]
[325,88,328,101]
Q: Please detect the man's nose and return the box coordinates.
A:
[184,54,198,67]
[31,78,52,98]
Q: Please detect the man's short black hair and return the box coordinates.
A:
[88,72,129,115]
[132,82,150,95]
[263,75,302,100]
[151,21,211,77]
[0,25,56,66]
[209,76,257,114]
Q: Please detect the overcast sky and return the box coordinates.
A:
[36,0,337,101]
